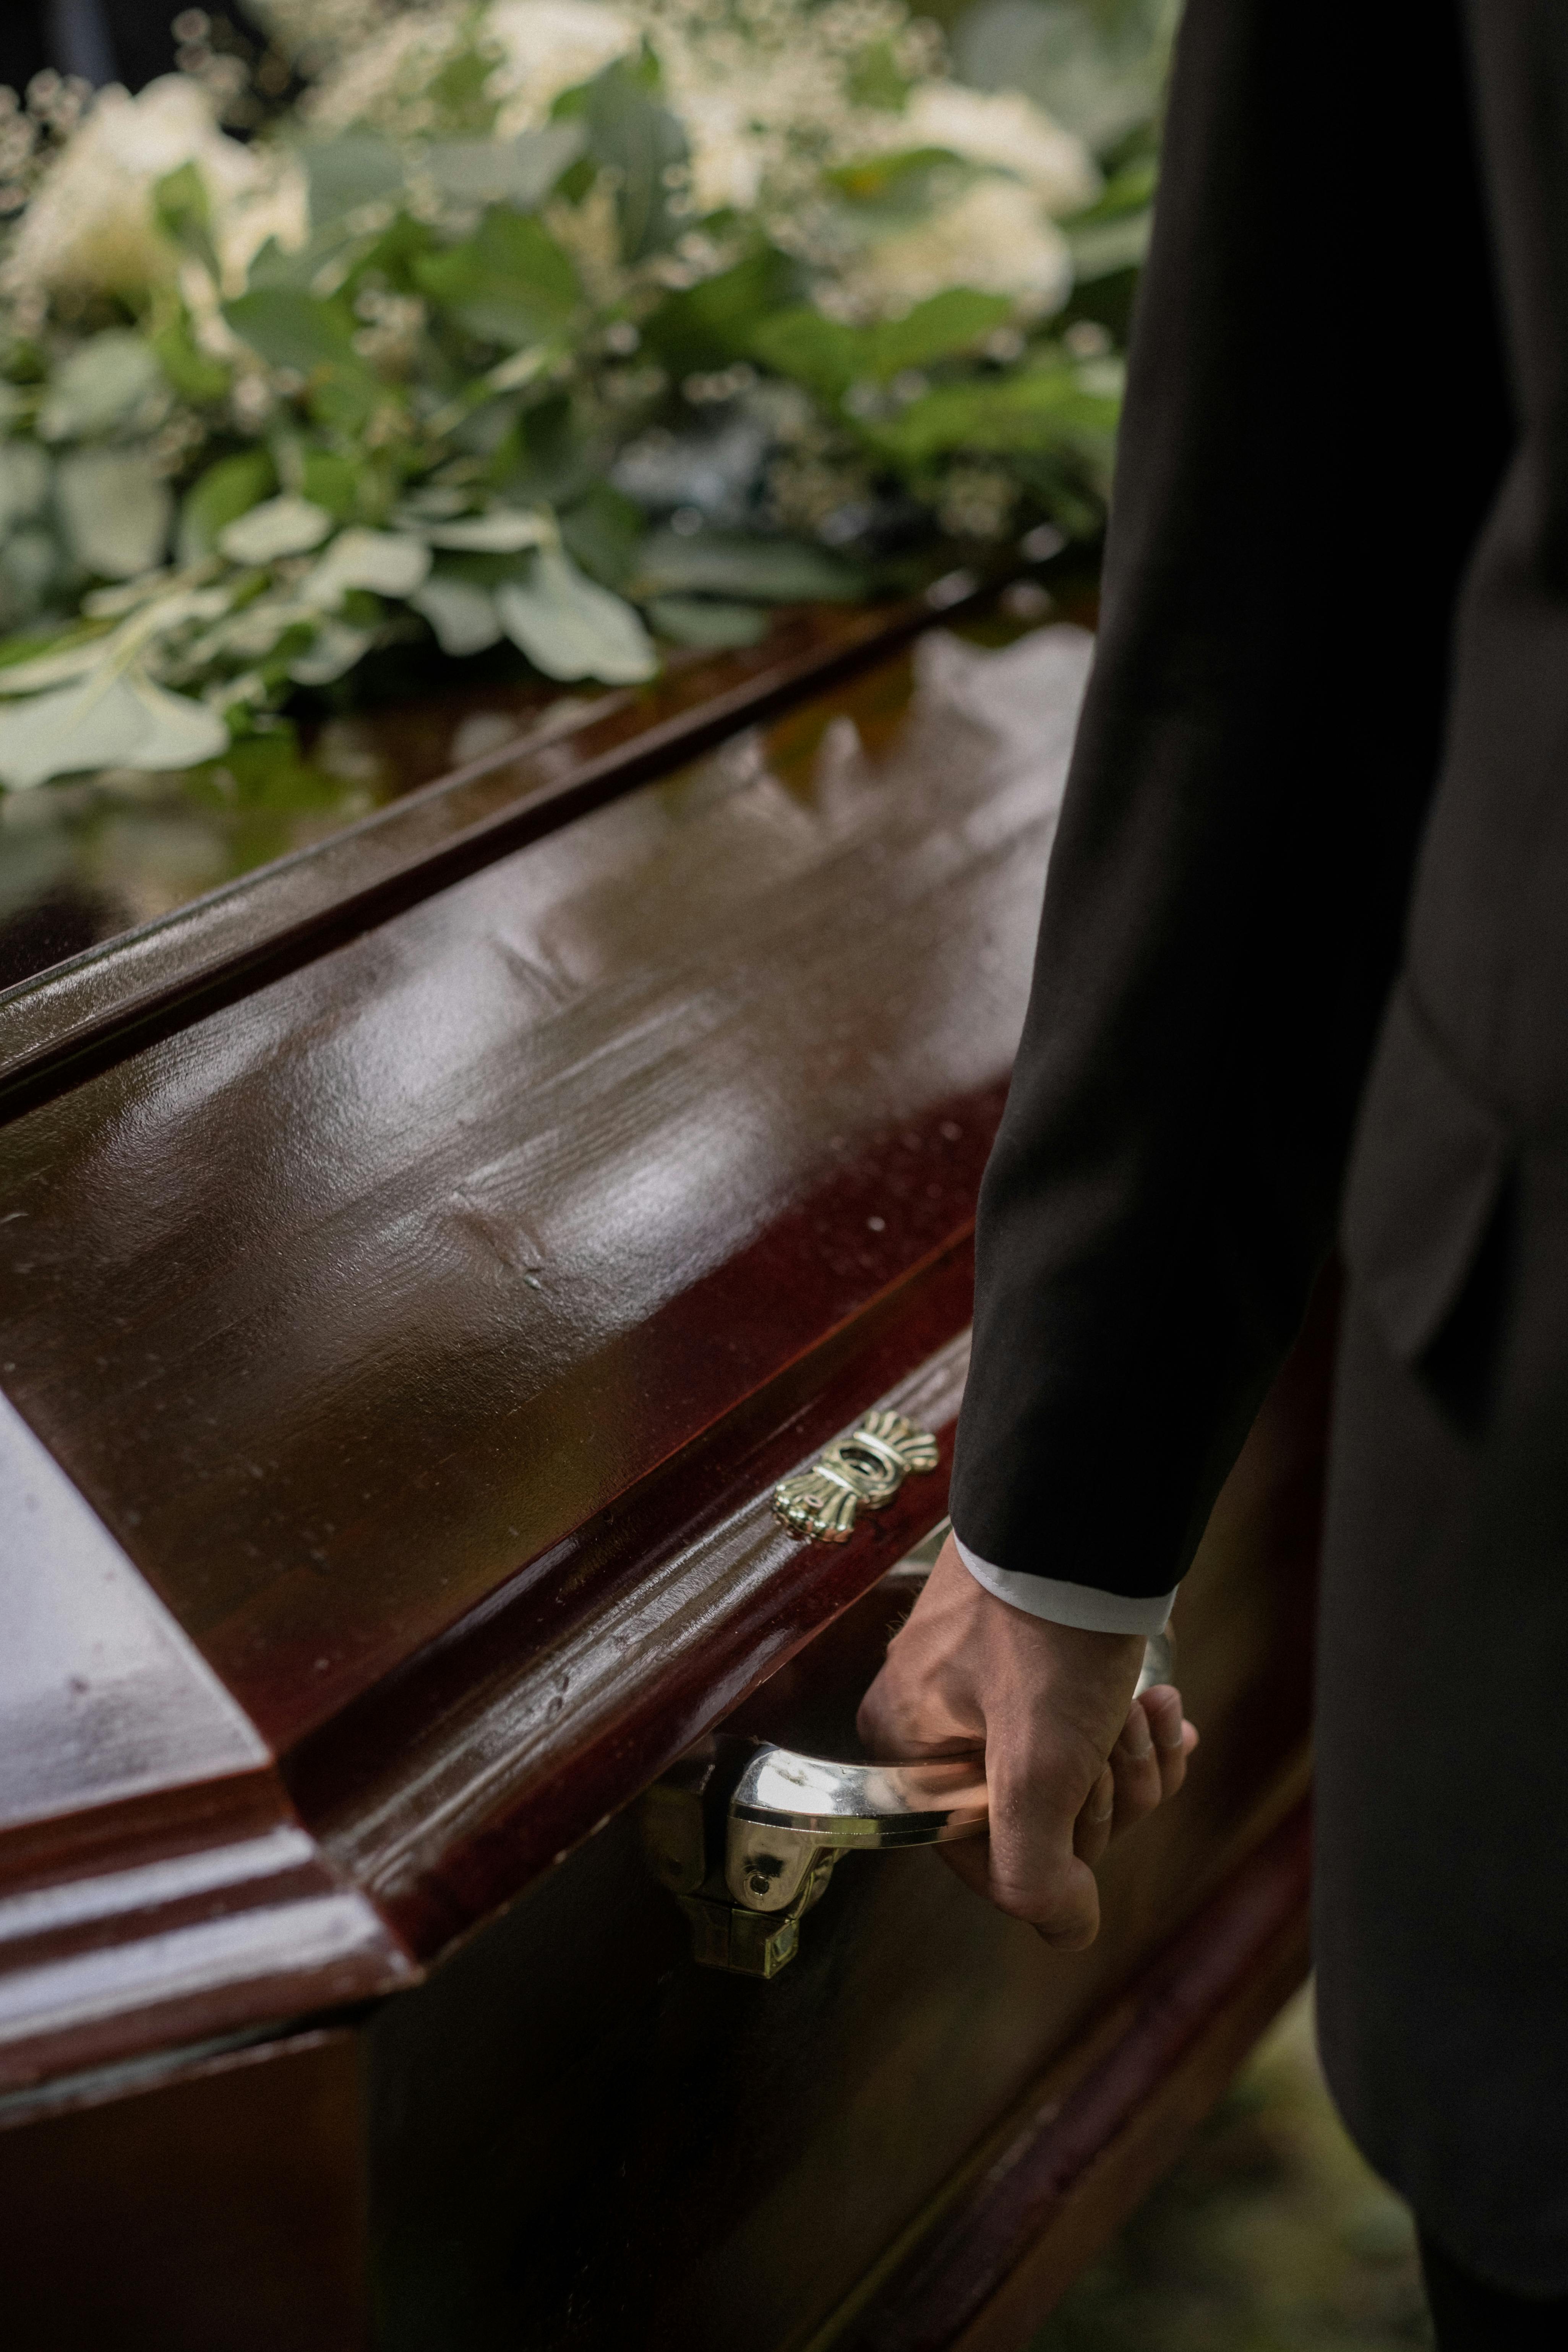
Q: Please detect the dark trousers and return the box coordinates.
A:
[1422,2234,1568,2349]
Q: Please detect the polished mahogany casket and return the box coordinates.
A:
[0,576,1322,2350]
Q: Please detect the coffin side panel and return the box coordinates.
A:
[0,2030,370,2352]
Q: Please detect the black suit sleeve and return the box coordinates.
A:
[948,0,1516,1601]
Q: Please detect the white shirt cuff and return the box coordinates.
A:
[952,1533,1177,1638]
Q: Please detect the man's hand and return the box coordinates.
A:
[856,1533,1198,1948]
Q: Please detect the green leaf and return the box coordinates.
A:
[0,441,52,534]
[288,620,375,686]
[751,290,1014,401]
[633,532,864,603]
[36,331,167,443]
[426,124,586,212]
[0,623,114,693]
[57,448,173,579]
[642,246,804,375]
[496,548,657,683]
[405,506,548,553]
[150,314,232,406]
[153,161,221,280]
[581,60,688,262]
[871,290,1016,376]
[306,362,387,433]
[846,37,911,112]
[223,289,359,374]
[413,209,580,348]
[217,494,335,563]
[178,448,277,563]
[1067,211,1151,281]
[560,482,644,590]
[303,136,406,228]
[826,147,965,211]
[646,595,768,649]
[300,528,431,606]
[864,362,1119,469]
[748,310,866,404]
[410,574,503,656]
[0,664,227,790]
[300,449,360,521]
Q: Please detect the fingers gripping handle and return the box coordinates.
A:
[725,1625,1176,1914]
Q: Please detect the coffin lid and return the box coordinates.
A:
[0,580,1091,2098]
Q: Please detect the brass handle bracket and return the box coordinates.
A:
[771,1411,939,1543]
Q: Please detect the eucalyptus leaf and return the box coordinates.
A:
[304,135,407,227]
[301,529,431,607]
[0,664,227,789]
[218,495,336,563]
[409,509,549,553]
[426,123,585,211]
[581,62,689,263]
[179,448,277,563]
[37,332,167,443]
[411,575,503,656]
[0,442,52,534]
[289,621,376,686]
[57,448,174,579]
[0,626,115,694]
[496,549,657,683]
[223,289,360,375]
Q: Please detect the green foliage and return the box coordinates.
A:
[751,289,1015,404]
[414,209,581,347]
[577,60,689,262]
[153,161,222,279]
[151,315,232,407]
[178,449,278,561]
[304,136,407,227]
[561,482,645,590]
[846,38,913,112]
[643,247,806,376]
[863,358,1119,474]
[0,0,1171,792]
[224,288,360,374]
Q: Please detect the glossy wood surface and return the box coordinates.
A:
[0,621,1089,1977]
[0,572,1020,1122]
[0,1388,412,2094]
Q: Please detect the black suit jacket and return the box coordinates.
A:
[952,0,1516,1597]
[950,0,1568,2290]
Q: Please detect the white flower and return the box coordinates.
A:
[844,176,1073,320]
[1,77,266,303]
[896,84,1099,217]
[676,87,765,214]
[486,1,641,129]
[217,157,310,294]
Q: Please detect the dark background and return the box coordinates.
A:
[0,4,266,98]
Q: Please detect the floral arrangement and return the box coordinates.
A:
[0,0,1160,793]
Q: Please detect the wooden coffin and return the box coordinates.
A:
[0,577,1324,2351]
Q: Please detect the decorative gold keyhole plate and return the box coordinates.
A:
[772,1410,939,1543]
